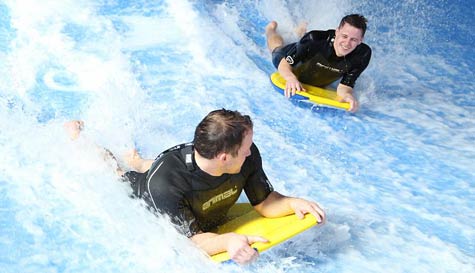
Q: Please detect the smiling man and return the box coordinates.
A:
[265,14,372,112]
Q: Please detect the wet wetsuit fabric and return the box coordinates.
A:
[125,143,273,237]
[272,29,371,88]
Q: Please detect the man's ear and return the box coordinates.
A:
[217,152,227,162]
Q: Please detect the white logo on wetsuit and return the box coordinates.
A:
[202,187,238,211]
[316,62,343,73]
[285,56,294,65]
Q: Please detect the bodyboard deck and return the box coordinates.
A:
[270,72,350,110]
[210,203,317,262]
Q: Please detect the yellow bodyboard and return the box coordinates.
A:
[210,203,318,262]
[270,72,350,110]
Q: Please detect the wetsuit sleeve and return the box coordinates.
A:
[146,154,200,237]
[340,44,372,88]
[243,144,274,206]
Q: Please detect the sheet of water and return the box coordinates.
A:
[1,0,473,272]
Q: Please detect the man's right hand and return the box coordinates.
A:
[284,76,306,98]
[278,58,306,98]
[226,233,268,265]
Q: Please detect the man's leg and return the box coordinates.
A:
[63,120,125,175]
[265,21,284,53]
[123,149,154,173]
[64,120,154,174]
[294,21,308,38]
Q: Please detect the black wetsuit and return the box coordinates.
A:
[124,143,273,237]
[272,29,371,87]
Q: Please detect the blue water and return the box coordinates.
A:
[1,0,474,272]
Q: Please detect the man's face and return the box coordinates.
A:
[334,23,363,57]
[224,130,253,174]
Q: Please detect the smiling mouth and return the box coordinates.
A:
[341,45,350,50]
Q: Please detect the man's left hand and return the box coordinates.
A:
[289,198,326,224]
[342,94,359,112]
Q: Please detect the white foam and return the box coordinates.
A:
[1,0,474,272]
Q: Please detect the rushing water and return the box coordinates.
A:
[1,0,474,272]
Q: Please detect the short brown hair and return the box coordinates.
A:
[194,109,253,159]
[339,14,368,37]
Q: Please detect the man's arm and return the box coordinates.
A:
[337,44,371,113]
[336,83,359,112]
[191,232,267,264]
[277,58,306,97]
[253,191,325,223]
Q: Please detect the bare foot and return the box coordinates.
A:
[294,21,308,38]
[265,21,278,34]
[64,120,84,140]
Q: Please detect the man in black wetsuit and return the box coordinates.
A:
[120,109,326,264]
[265,14,372,112]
